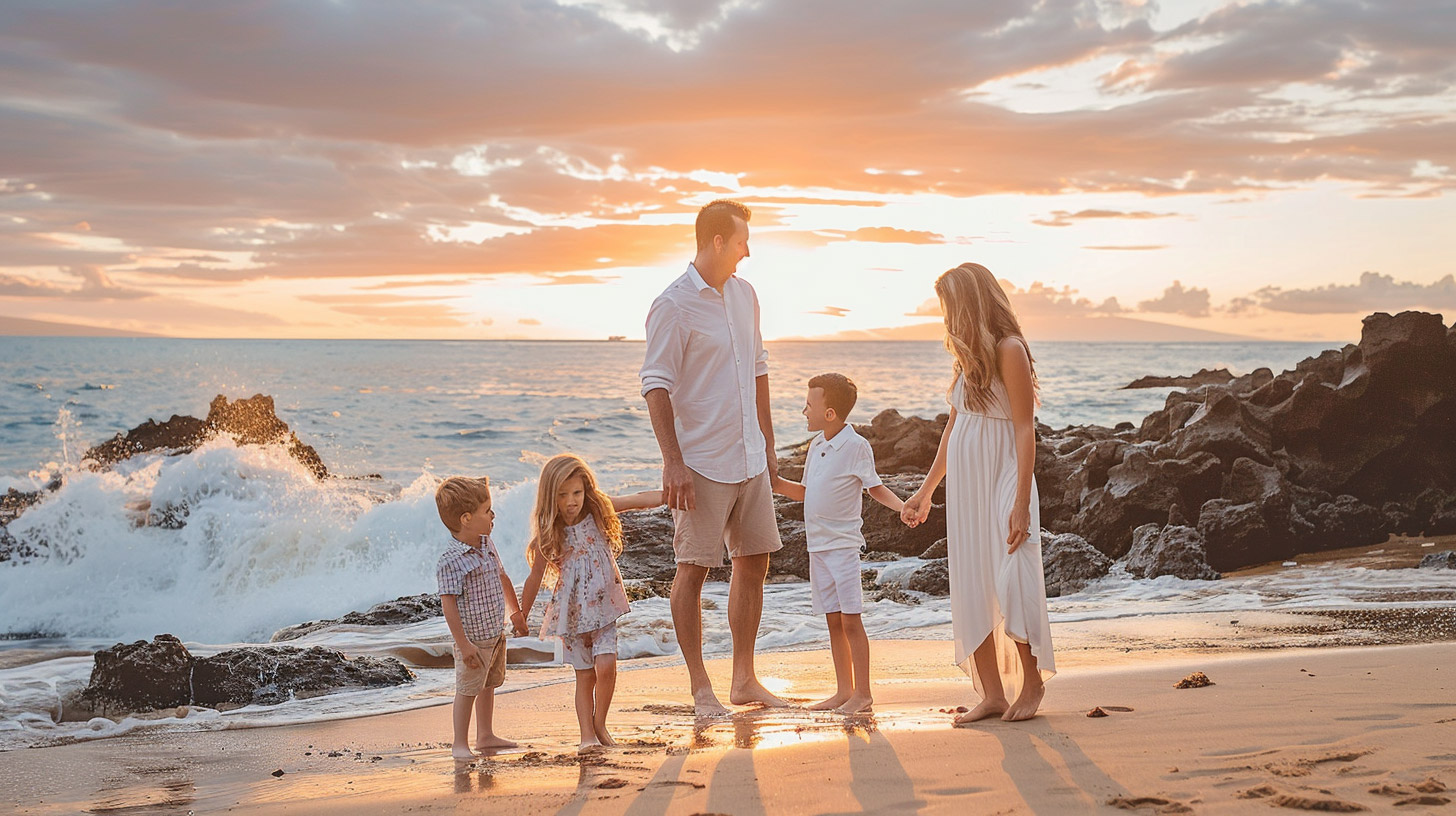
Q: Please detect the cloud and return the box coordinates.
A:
[1254,271,1456,314]
[518,317,542,326]
[1033,209,1179,227]
[535,273,621,285]
[1138,280,1211,317]
[808,306,851,317]
[908,280,1128,319]
[0,266,151,300]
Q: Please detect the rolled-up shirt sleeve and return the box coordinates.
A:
[640,295,684,396]
[752,287,769,378]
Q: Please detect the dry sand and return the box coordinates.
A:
[4,639,1454,814]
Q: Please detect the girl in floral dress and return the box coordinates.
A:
[519,454,662,751]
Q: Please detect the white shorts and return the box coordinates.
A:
[562,623,618,671]
[809,548,864,615]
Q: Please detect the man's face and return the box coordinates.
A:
[718,216,750,273]
[802,386,833,432]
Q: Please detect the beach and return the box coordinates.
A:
[4,634,1453,814]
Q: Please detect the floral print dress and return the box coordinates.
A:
[541,514,631,637]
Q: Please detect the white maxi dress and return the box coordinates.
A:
[946,374,1056,700]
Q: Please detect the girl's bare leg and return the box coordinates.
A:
[575,668,602,751]
[592,653,618,746]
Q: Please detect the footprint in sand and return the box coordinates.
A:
[1105,795,1194,814]
[1269,793,1367,811]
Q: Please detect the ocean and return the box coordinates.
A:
[11,336,1449,749]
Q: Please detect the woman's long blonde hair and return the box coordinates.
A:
[935,262,1039,412]
[527,454,623,588]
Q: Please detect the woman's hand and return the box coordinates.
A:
[901,492,931,527]
[1006,503,1032,554]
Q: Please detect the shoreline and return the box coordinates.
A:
[4,640,1453,814]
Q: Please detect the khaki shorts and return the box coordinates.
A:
[672,470,783,568]
[453,634,506,696]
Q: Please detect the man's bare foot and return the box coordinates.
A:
[1002,683,1045,722]
[451,745,478,760]
[953,698,1008,725]
[594,724,617,747]
[807,692,850,711]
[729,679,789,708]
[693,688,730,718]
[473,735,518,752]
[578,739,604,754]
[834,693,873,715]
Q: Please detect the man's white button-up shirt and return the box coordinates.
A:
[640,263,769,484]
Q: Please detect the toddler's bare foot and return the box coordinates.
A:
[729,679,789,708]
[1002,683,1045,722]
[835,693,874,715]
[693,688,730,718]
[807,692,851,711]
[953,698,1008,725]
[451,745,478,760]
[594,724,617,747]
[473,735,518,753]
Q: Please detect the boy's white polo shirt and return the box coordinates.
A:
[802,424,883,553]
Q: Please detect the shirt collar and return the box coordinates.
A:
[818,424,858,451]
[686,263,725,298]
[449,534,493,555]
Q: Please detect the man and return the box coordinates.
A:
[639,199,787,717]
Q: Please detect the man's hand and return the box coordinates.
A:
[663,458,696,512]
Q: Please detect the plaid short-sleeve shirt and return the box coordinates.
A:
[436,534,507,641]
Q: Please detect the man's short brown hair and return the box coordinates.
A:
[695,199,751,251]
[436,476,491,532]
[808,372,858,420]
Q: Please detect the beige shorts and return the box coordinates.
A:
[672,469,783,568]
[453,634,506,696]
[562,623,618,671]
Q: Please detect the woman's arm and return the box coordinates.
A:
[610,489,665,512]
[902,407,957,525]
[1000,338,1037,554]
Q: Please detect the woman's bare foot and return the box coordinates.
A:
[693,688,731,718]
[953,698,1008,726]
[1002,683,1045,722]
[594,724,617,747]
[807,692,851,711]
[834,693,873,715]
[451,745,478,760]
[473,735,518,753]
[578,739,604,754]
[729,679,789,708]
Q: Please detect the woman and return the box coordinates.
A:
[903,262,1055,723]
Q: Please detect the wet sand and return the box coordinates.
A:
[5,639,1455,814]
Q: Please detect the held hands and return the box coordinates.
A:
[1006,503,1032,554]
[900,492,931,528]
[509,609,528,638]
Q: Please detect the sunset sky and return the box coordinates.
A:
[2,0,1454,341]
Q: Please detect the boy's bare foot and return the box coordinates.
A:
[807,692,851,711]
[1002,683,1045,722]
[834,694,874,715]
[473,735,518,752]
[729,679,789,708]
[953,698,1008,725]
[451,746,478,760]
[594,725,617,747]
[693,688,731,718]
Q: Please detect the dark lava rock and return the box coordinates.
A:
[1042,532,1113,596]
[192,646,414,707]
[1419,550,1456,569]
[772,519,811,580]
[1198,499,1281,572]
[82,634,194,713]
[1156,389,1272,470]
[1123,368,1235,390]
[272,594,443,642]
[1072,449,1223,558]
[1301,495,1386,549]
[617,507,679,582]
[907,559,949,596]
[84,394,328,478]
[920,538,948,560]
[1125,523,1220,581]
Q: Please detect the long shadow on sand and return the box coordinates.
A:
[986,720,1133,814]
[843,719,926,814]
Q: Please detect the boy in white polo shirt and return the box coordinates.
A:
[773,373,905,714]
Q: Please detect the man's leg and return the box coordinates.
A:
[727,551,788,707]
[671,563,728,716]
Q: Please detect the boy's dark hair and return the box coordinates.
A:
[808,372,858,420]
[695,199,751,251]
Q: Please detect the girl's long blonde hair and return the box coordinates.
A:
[935,262,1039,412]
[527,454,623,588]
